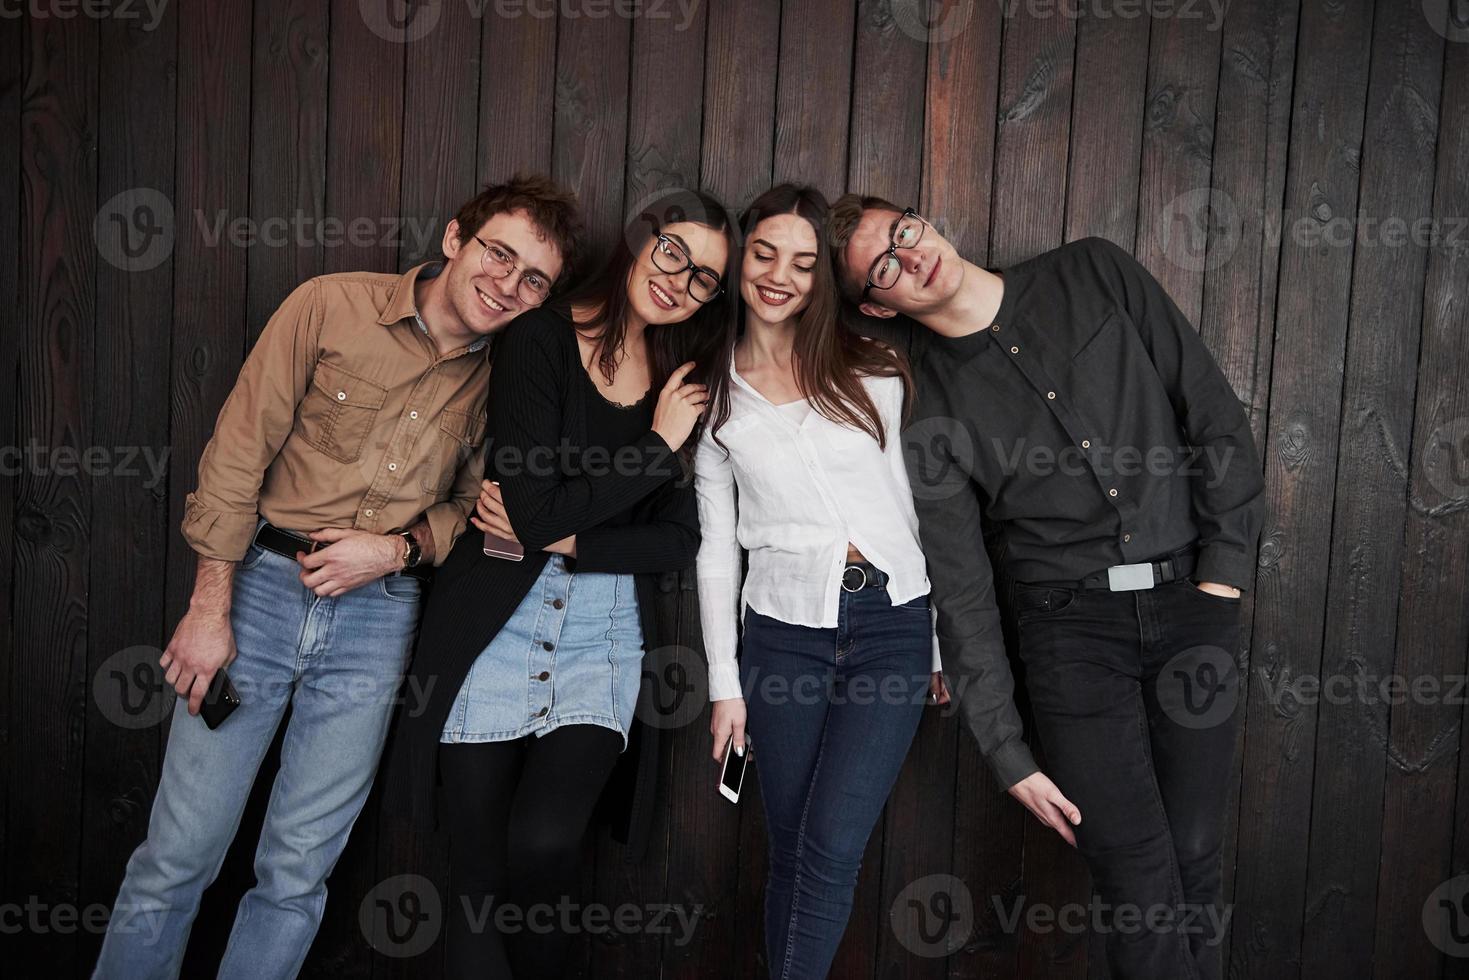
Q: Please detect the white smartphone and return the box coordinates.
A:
[718,735,751,803]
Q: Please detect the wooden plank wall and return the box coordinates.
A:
[5,1,1468,977]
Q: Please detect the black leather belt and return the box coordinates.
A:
[253,522,432,581]
[841,561,889,593]
[1072,549,1197,592]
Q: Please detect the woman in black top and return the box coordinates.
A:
[387,189,736,979]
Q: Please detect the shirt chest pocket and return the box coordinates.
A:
[295,360,388,463]
[422,407,487,495]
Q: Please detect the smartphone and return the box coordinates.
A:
[200,668,241,730]
[481,480,525,560]
[483,529,525,561]
[718,735,751,803]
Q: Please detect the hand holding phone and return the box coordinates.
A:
[718,735,751,803]
[475,480,525,560]
[200,668,241,730]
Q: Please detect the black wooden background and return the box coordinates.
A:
[5,1,1469,977]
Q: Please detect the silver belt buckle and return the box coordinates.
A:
[841,564,868,593]
[1106,562,1155,591]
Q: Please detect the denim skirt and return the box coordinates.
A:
[440,554,644,748]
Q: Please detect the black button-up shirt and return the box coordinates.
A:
[900,237,1265,789]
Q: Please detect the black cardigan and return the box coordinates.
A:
[380,307,700,863]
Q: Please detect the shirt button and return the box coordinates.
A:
[990,323,1000,332]
[542,641,554,651]
[1010,346,1019,354]
[337,391,347,401]
[1123,533,1132,542]
[1109,488,1119,497]
[537,670,550,681]
[552,598,564,609]
[1046,391,1056,400]
[410,410,419,420]
[1081,440,1091,449]
[364,508,374,517]
[388,462,397,471]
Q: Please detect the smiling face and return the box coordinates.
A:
[740,212,819,326]
[843,207,963,318]
[440,207,565,336]
[624,219,730,326]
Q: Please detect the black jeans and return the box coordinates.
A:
[1011,577,1242,980]
[438,725,624,980]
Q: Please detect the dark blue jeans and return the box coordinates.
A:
[740,586,933,980]
[1011,576,1242,980]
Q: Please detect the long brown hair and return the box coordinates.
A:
[558,188,738,416]
[707,184,912,453]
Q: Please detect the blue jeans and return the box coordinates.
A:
[740,586,932,980]
[93,527,421,980]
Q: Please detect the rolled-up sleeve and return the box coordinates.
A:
[181,279,323,561]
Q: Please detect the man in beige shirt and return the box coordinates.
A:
[94,175,584,979]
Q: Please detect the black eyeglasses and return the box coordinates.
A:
[650,234,723,304]
[861,208,926,301]
[473,235,553,306]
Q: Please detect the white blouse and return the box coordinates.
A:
[694,359,942,702]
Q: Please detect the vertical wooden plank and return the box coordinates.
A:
[0,0,24,912]
[78,2,178,970]
[988,6,1078,979]
[1228,2,1375,976]
[917,8,1032,980]
[1301,3,1445,976]
[698,0,778,212]
[164,0,254,969]
[552,8,631,264]
[246,0,329,339]
[1063,9,1149,247]
[772,0,855,195]
[845,3,955,979]
[1377,17,1469,978]
[355,8,482,980]
[324,0,405,275]
[11,8,96,975]
[1196,0,1299,969]
[987,2,1075,268]
[696,5,780,978]
[479,5,557,184]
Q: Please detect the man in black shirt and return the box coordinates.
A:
[832,195,1264,980]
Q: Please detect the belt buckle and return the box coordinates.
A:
[1106,562,1155,591]
[841,564,868,593]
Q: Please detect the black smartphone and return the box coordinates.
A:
[718,735,751,803]
[200,668,241,730]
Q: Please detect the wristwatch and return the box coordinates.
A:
[398,531,422,570]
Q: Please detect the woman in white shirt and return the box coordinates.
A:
[694,184,948,979]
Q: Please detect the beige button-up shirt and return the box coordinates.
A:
[182,263,489,566]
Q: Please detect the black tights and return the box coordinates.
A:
[439,725,623,980]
